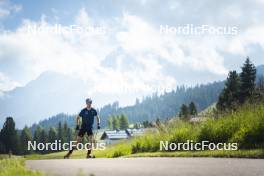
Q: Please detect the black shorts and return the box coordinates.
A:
[78,128,93,137]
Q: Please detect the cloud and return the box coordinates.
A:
[0,72,20,94]
[115,14,228,75]
[0,2,264,106]
[0,9,178,102]
[0,1,22,19]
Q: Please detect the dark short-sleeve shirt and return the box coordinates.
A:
[79,108,97,129]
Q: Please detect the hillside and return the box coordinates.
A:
[29,81,224,131]
[96,63,263,126]
[30,65,264,130]
[98,64,264,126]
[95,102,264,158]
[1,65,264,129]
[99,81,224,123]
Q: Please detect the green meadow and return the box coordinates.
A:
[26,102,264,160]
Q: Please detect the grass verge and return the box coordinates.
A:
[0,158,44,176]
[126,149,264,158]
[25,148,264,159]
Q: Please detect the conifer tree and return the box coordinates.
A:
[57,122,64,143]
[33,126,42,144]
[107,116,113,130]
[179,104,190,120]
[112,116,119,130]
[0,117,19,154]
[239,57,256,103]
[119,114,129,130]
[217,71,240,111]
[39,129,48,153]
[20,126,33,155]
[189,102,198,116]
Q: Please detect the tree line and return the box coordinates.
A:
[99,81,224,126]
[217,57,264,111]
[27,79,225,130]
[178,57,264,119]
[0,118,74,155]
[107,114,129,130]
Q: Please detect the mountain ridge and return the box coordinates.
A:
[1,65,264,129]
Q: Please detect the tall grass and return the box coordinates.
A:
[0,158,43,176]
[97,103,264,157]
[27,103,264,159]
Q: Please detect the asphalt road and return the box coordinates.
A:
[26,157,264,176]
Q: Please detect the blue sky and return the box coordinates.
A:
[0,0,264,106]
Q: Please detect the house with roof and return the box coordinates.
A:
[125,128,144,137]
[100,130,129,145]
[100,128,145,145]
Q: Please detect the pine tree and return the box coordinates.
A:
[189,102,198,116]
[119,114,129,130]
[20,126,33,155]
[239,57,256,103]
[112,116,119,130]
[107,116,113,130]
[217,71,240,111]
[48,127,57,143]
[134,123,140,129]
[13,132,22,155]
[39,129,48,154]
[33,125,42,153]
[33,126,42,144]
[179,104,189,120]
[48,127,57,152]
[65,127,73,143]
[0,140,5,154]
[63,122,69,142]
[57,122,64,143]
[0,117,19,154]
[0,124,5,153]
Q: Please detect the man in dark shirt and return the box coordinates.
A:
[64,98,100,158]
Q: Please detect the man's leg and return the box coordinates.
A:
[86,134,94,158]
[64,135,82,158]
